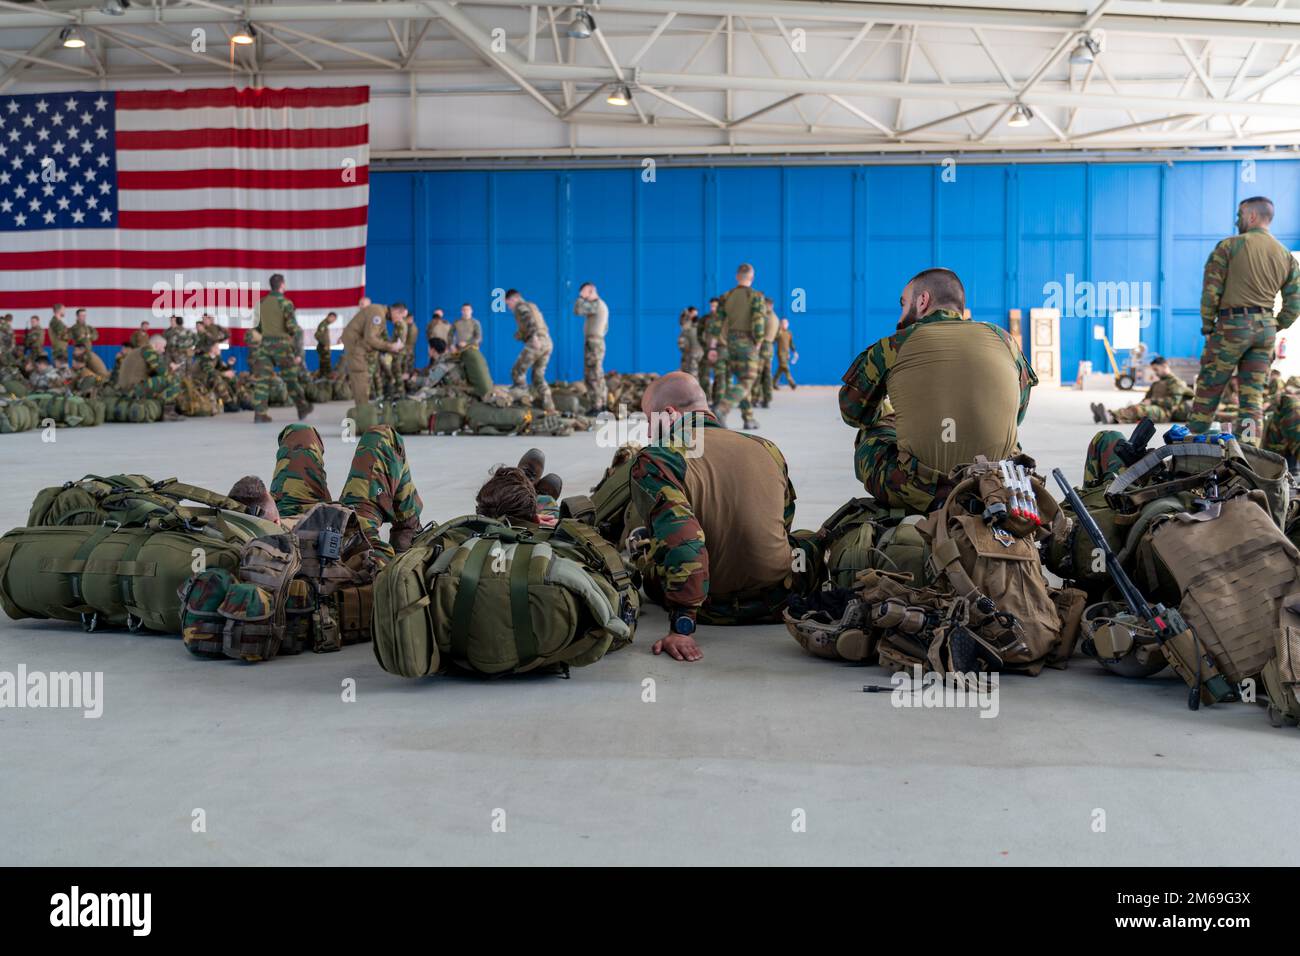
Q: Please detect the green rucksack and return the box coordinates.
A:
[372,516,640,679]
[815,497,929,590]
[459,347,493,399]
[26,474,246,528]
[427,393,469,434]
[346,404,382,433]
[0,397,37,433]
[0,501,278,633]
[466,400,531,436]
[389,398,429,435]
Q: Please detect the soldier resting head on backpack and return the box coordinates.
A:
[229,475,281,524]
[477,450,564,526]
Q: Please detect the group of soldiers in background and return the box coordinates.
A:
[678,265,799,431]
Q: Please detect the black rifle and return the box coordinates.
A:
[1051,468,1233,709]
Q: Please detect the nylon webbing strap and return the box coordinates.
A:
[562,521,631,587]
[1106,443,1226,506]
[450,538,495,662]
[510,543,537,667]
[68,520,126,602]
[117,532,152,611]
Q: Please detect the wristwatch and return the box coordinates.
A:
[669,611,697,636]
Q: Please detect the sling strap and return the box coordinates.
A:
[450,537,496,662]
[510,543,537,667]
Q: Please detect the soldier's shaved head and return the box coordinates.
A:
[906,268,965,311]
[735,263,755,286]
[643,371,710,417]
[1239,196,1275,226]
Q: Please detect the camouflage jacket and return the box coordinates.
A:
[315,318,333,348]
[1145,372,1192,407]
[69,322,98,348]
[702,310,724,348]
[838,309,1037,429]
[48,315,69,345]
[29,367,65,391]
[1200,228,1300,331]
[164,327,197,357]
[196,323,229,349]
[630,414,795,612]
[513,300,549,342]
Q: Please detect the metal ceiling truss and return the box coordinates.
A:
[0,0,1298,158]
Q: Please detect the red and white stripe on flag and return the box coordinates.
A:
[0,86,369,346]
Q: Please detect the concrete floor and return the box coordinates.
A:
[1,384,1296,866]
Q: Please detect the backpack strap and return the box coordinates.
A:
[559,494,596,525]
[450,537,495,661]
[559,520,633,591]
[510,542,538,666]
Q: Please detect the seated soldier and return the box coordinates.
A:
[631,371,811,663]
[117,332,182,420]
[1091,355,1192,424]
[839,268,1037,515]
[229,423,424,561]
[1264,380,1300,473]
[27,355,63,391]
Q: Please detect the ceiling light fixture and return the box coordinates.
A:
[606,84,632,107]
[232,21,257,45]
[101,0,131,15]
[1070,34,1101,66]
[1007,104,1034,128]
[60,27,86,49]
[567,9,596,40]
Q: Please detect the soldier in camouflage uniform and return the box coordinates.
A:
[575,282,608,413]
[47,305,70,364]
[1082,430,1127,487]
[450,303,483,354]
[69,309,98,355]
[1264,378,1300,472]
[315,312,336,376]
[401,311,419,379]
[628,373,812,662]
[193,340,237,409]
[28,356,63,391]
[195,314,228,353]
[164,315,198,367]
[128,321,151,349]
[840,268,1037,515]
[23,315,45,365]
[268,423,424,561]
[774,317,797,389]
[677,306,700,375]
[757,297,779,408]
[0,314,15,366]
[251,274,311,423]
[120,334,182,419]
[1091,355,1192,424]
[713,264,768,430]
[505,289,555,411]
[378,312,406,399]
[1188,196,1300,444]
[695,298,722,398]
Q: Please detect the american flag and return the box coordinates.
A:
[0,86,369,346]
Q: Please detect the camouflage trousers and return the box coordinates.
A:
[714,334,758,417]
[1264,391,1300,465]
[584,336,605,408]
[270,422,423,562]
[680,349,700,377]
[1083,430,1126,486]
[251,336,307,414]
[316,345,332,376]
[1188,312,1275,443]
[512,336,554,410]
[49,341,69,363]
[853,413,954,516]
[379,353,403,399]
[131,373,180,405]
[774,355,796,387]
[1110,401,1185,424]
[758,342,774,405]
[637,534,819,625]
[706,349,728,404]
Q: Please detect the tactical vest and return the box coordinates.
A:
[257,294,292,339]
[890,319,1022,473]
[116,349,148,390]
[722,286,762,338]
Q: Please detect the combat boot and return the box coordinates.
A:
[536,473,563,500]
[162,405,181,422]
[1090,402,1108,424]
[296,400,314,421]
[254,412,273,423]
[517,448,546,483]
[742,413,759,430]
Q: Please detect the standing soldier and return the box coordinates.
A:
[427,308,452,357]
[774,317,797,389]
[450,303,483,354]
[196,314,228,352]
[47,304,70,365]
[677,306,700,375]
[696,297,722,397]
[1092,355,1192,423]
[505,288,554,412]
[129,320,151,349]
[251,273,311,423]
[402,310,419,379]
[342,301,404,406]
[1189,196,1300,444]
[23,315,45,365]
[712,263,767,430]
[757,297,779,408]
[164,315,197,367]
[575,282,608,414]
[379,311,406,398]
[69,308,98,356]
[315,312,336,376]
[0,314,14,365]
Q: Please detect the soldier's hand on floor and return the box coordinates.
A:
[653,632,702,662]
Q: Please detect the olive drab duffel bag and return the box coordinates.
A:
[427,392,470,434]
[465,400,532,436]
[0,500,278,633]
[814,497,929,590]
[26,392,97,428]
[0,397,39,433]
[459,346,493,400]
[372,515,640,679]
[27,474,246,528]
[181,502,380,662]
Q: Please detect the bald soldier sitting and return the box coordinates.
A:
[630,371,811,662]
[839,268,1037,515]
